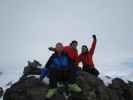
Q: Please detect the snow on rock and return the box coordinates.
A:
[100,75,113,86]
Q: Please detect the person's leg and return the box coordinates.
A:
[63,68,77,84]
[64,69,82,93]
[85,67,99,77]
[49,76,57,88]
[46,69,57,99]
[83,66,92,73]
[83,65,99,76]
[83,66,87,72]
[91,68,100,77]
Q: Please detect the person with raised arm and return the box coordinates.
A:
[76,35,99,76]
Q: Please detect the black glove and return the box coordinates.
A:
[92,34,97,40]
[48,47,55,51]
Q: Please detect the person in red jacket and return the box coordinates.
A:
[76,35,99,76]
[49,40,78,63]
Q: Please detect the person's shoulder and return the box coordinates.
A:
[64,46,70,49]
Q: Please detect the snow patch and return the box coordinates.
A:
[100,76,112,86]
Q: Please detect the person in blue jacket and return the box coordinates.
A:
[41,42,82,99]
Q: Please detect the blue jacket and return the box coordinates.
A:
[41,52,74,78]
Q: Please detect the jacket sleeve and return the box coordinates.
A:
[40,68,48,80]
[40,54,54,80]
[45,54,54,68]
[89,38,97,55]
[48,47,56,52]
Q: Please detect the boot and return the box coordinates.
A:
[45,88,57,99]
[68,83,82,93]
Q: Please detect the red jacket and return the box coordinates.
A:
[64,46,78,62]
[76,39,96,68]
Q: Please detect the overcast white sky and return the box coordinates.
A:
[0,0,133,82]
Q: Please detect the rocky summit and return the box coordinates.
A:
[3,71,133,100]
[2,61,133,100]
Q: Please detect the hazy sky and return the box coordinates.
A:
[0,0,133,81]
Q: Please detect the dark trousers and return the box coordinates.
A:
[83,65,100,77]
[48,68,75,88]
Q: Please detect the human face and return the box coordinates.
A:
[71,42,78,50]
[56,43,64,54]
[82,46,88,53]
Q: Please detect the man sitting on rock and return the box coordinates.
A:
[41,42,82,99]
[76,35,99,77]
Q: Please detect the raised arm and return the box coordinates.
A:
[89,35,97,55]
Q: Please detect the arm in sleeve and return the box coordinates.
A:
[75,54,82,65]
[48,47,56,52]
[45,54,54,68]
[40,54,54,80]
[89,38,97,55]
[40,68,48,80]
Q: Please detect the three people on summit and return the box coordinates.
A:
[48,34,99,76]
[41,34,99,99]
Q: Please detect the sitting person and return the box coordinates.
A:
[41,42,82,99]
[76,35,99,77]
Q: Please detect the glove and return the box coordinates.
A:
[48,47,55,51]
[40,68,48,80]
[92,34,97,40]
